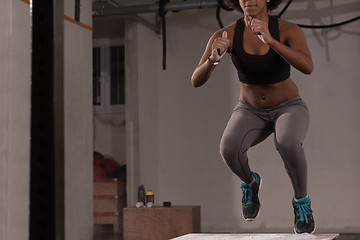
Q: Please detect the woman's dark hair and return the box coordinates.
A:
[224,0,283,12]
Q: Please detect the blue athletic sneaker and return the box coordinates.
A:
[240,172,261,221]
[292,195,316,234]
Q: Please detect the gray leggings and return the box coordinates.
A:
[219,96,309,199]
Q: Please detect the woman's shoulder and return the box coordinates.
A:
[210,21,237,41]
[224,21,238,35]
[277,17,304,40]
[214,21,237,35]
[278,17,302,33]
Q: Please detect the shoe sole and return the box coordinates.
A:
[244,208,260,221]
[294,224,316,234]
[243,173,262,221]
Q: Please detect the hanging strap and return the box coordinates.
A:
[158,0,169,70]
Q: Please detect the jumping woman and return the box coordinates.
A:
[191,0,315,234]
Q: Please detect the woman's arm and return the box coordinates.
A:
[270,21,314,74]
[250,18,314,75]
[191,29,230,87]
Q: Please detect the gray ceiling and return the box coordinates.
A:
[92,0,190,38]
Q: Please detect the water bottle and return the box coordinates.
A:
[136,185,145,208]
[145,190,155,208]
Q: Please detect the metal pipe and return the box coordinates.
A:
[94,0,218,17]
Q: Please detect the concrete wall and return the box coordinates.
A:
[0,0,31,239]
[64,0,93,239]
[126,0,360,233]
[0,0,93,239]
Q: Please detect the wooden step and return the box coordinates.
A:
[171,233,340,240]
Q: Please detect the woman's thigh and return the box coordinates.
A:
[220,103,272,154]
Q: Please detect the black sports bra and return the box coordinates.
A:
[231,15,290,84]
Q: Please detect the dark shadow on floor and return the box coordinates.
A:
[94,225,122,240]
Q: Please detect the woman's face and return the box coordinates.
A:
[239,0,268,17]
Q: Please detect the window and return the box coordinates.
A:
[93,38,125,113]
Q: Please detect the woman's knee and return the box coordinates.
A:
[275,136,302,155]
[220,139,248,165]
[219,139,236,161]
[220,145,248,176]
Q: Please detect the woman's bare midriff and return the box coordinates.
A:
[239,77,299,109]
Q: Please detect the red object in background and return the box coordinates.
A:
[93,159,107,178]
[93,158,119,179]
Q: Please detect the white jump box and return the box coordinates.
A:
[172,233,340,240]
